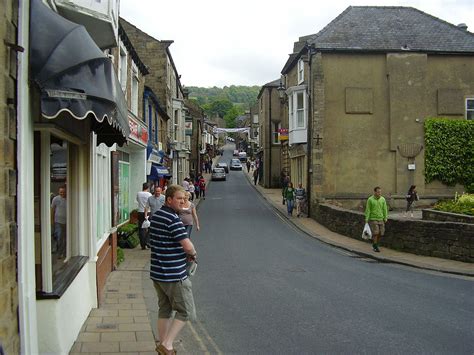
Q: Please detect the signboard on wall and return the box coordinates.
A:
[128,115,149,146]
[278,128,289,141]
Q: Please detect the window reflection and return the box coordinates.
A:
[50,140,68,275]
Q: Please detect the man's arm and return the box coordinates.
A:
[364,198,371,223]
[180,238,197,260]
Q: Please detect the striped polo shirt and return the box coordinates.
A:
[149,205,189,282]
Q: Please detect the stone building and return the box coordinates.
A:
[257,79,286,188]
[120,18,189,184]
[281,6,474,215]
[0,0,19,353]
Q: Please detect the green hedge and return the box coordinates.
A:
[434,193,474,216]
[424,118,474,192]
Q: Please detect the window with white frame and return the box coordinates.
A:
[34,132,84,294]
[131,63,139,115]
[119,43,127,92]
[272,122,281,144]
[96,144,111,241]
[288,89,307,130]
[298,59,304,84]
[174,110,179,141]
[466,98,474,120]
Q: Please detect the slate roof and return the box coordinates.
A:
[309,6,474,53]
[282,6,474,73]
[257,78,281,99]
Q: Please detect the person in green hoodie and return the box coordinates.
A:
[365,186,388,252]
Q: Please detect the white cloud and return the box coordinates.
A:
[120,0,474,87]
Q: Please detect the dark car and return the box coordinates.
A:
[216,162,229,173]
[211,167,226,181]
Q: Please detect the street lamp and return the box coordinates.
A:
[277,80,287,103]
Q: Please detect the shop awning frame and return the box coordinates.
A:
[30,0,129,146]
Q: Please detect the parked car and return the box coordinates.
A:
[216,162,229,173]
[211,167,226,181]
[230,159,242,170]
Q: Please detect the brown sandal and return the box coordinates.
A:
[157,343,176,355]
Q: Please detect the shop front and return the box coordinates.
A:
[147,146,172,190]
[27,0,129,353]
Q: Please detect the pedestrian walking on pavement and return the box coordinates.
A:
[136,182,152,250]
[405,185,418,218]
[194,176,200,199]
[149,185,198,355]
[365,186,388,252]
[198,175,206,199]
[145,186,165,218]
[295,183,306,217]
[283,181,296,216]
[246,160,251,172]
[189,183,195,201]
[179,192,200,238]
[253,168,259,185]
[182,177,190,193]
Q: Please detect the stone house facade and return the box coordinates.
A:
[0,0,19,353]
[282,6,474,215]
[257,79,286,188]
[119,18,189,184]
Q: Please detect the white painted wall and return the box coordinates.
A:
[37,262,96,354]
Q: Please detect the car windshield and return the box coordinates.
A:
[231,159,240,164]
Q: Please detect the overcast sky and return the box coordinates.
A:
[120,0,474,88]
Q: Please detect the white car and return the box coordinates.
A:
[230,159,242,170]
[211,167,226,181]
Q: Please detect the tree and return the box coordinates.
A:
[223,105,244,128]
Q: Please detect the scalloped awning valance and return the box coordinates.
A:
[30,0,129,147]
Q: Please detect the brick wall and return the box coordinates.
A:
[0,0,19,353]
[314,203,474,263]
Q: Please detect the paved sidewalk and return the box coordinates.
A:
[246,169,474,277]
[71,172,215,354]
[70,248,157,354]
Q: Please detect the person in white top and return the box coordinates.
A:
[136,182,152,250]
[182,178,190,192]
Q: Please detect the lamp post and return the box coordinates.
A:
[277,80,286,103]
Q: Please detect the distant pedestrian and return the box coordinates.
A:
[198,175,206,199]
[194,177,200,199]
[189,183,195,201]
[253,168,258,185]
[182,177,190,192]
[283,181,296,216]
[405,185,418,218]
[295,183,306,217]
[136,182,152,250]
[246,160,251,172]
[145,186,165,218]
[179,192,200,238]
[365,186,388,253]
[149,185,197,355]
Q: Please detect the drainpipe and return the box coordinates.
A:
[306,44,314,217]
[17,0,40,353]
[268,87,272,187]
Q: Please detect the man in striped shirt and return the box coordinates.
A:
[149,185,197,355]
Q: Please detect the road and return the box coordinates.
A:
[146,144,474,354]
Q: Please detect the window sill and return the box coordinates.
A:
[36,256,89,300]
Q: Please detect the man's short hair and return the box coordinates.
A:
[142,182,149,190]
[374,186,381,192]
[165,185,185,201]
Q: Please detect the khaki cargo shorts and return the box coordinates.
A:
[153,278,196,321]
[369,220,385,236]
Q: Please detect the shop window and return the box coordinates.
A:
[118,159,130,224]
[34,132,85,295]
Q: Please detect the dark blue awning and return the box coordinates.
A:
[148,165,171,180]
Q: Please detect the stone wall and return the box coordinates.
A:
[423,209,474,224]
[0,0,19,353]
[313,203,474,263]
